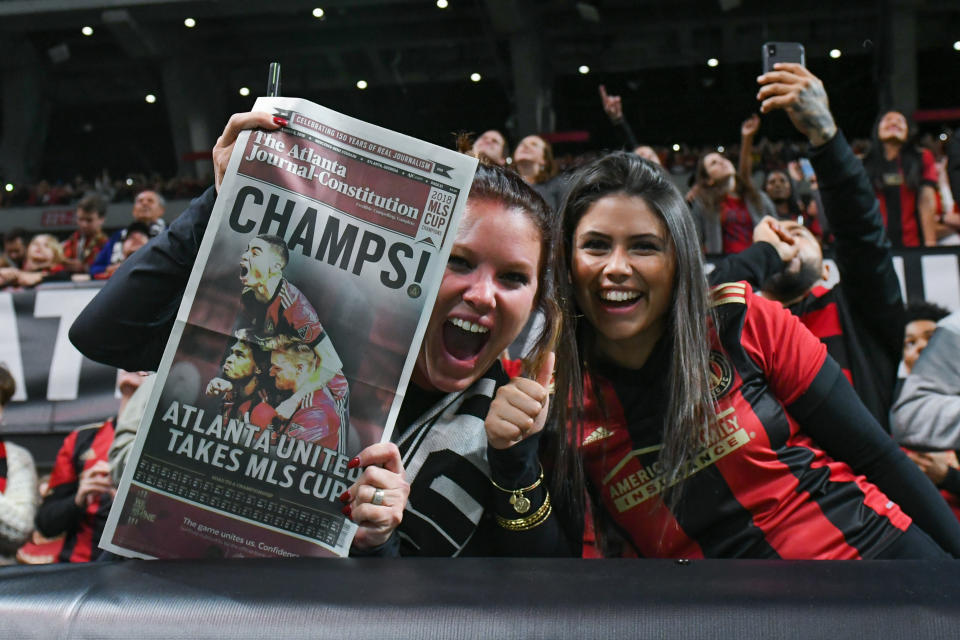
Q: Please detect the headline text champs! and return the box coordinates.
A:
[160,400,359,504]
[230,184,434,291]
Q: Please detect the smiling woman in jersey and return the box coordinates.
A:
[490,150,960,559]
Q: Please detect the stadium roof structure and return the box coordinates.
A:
[1,0,958,179]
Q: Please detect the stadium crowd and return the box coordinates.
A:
[2,62,960,564]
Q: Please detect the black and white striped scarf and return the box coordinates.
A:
[394,361,508,556]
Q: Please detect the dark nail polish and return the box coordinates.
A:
[339,490,351,503]
[341,505,352,519]
[273,116,288,127]
[347,457,360,469]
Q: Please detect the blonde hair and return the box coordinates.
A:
[25,234,64,270]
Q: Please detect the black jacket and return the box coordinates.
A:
[714,131,904,430]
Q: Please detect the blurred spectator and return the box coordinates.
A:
[893,310,960,450]
[34,370,144,563]
[0,365,39,565]
[932,155,959,245]
[61,194,109,273]
[633,145,661,166]
[739,112,825,235]
[109,374,155,484]
[512,135,556,186]
[471,130,508,167]
[598,84,639,151]
[89,189,165,278]
[92,222,151,280]
[512,134,566,212]
[862,110,941,247]
[14,474,63,565]
[688,139,776,255]
[0,228,27,269]
[0,234,70,289]
[763,169,823,237]
[901,301,950,378]
[935,129,960,245]
[949,128,960,213]
[894,302,960,522]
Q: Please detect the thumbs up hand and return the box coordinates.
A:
[484,352,555,450]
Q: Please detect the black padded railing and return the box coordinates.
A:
[0,558,957,638]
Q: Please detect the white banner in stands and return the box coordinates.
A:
[1,284,120,433]
[2,249,959,436]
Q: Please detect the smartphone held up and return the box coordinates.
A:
[762,42,805,73]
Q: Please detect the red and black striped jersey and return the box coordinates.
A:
[37,420,115,563]
[579,282,911,559]
[875,148,938,248]
[241,278,326,346]
[789,285,852,385]
[281,374,349,452]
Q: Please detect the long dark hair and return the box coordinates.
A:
[764,169,804,219]
[693,151,763,214]
[863,110,924,192]
[552,152,716,551]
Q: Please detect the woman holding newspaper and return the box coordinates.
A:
[71,112,571,556]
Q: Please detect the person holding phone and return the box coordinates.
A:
[703,63,905,433]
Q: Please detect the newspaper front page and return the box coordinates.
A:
[101,98,477,558]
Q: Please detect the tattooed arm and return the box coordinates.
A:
[757,64,905,391]
[756,63,837,147]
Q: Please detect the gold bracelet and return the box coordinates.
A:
[490,464,544,514]
[495,493,552,531]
